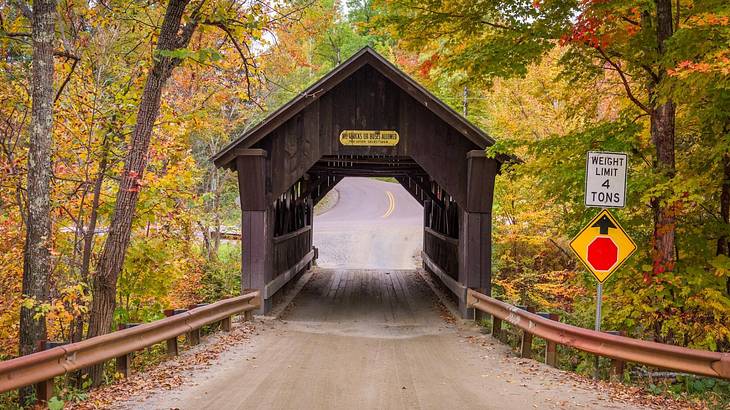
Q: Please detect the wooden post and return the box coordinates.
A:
[520,306,536,359]
[457,209,491,318]
[609,331,627,381]
[221,316,232,332]
[491,316,502,341]
[188,328,201,346]
[115,353,131,378]
[166,337,179,357]
[115,324,133,378]
[457,152,498,318]
[163,309,180,357]
[35,341,53,404]
[236,152,274,315]
[544,313,560,367]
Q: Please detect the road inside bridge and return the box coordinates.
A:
[128,178,644,410]
[313,177,423,269]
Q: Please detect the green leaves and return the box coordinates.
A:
[47,397,64,410]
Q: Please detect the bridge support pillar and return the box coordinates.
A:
[241,209,273,314]
[457,151,497,319]
[236,150,274,315]
[458,210,491,319]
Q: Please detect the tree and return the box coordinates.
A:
[85,0,286,384]
[85,0,205,385]
[17,0,56,403]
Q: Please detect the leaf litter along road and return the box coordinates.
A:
[87,178,706,410]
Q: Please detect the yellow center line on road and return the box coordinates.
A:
[381,191,395,218]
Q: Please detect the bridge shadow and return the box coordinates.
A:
[281,269,448,339]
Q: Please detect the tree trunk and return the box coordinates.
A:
[649,0,677,279]
[19,0,56,404]
[86,0,197,386]
[70,136,111,348]
[718,153,730,296]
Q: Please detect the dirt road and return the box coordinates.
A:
[131,269,644,410]
[124,178,645,410]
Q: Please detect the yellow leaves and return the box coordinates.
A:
[686,13,730,28]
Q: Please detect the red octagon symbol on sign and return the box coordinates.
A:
[587,237,618,271]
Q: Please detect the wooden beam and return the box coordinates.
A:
[407,176,445,208]
[394,176,425,205]
[264,250,315,299]
[308,169,427,177]
[309,164,425,173]
[317,156,418,165]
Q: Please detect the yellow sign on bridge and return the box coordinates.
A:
[339,130,399,146]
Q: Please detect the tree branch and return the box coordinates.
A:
[9,0,32,21]
[54,54,79,103]
[596,47,651,114]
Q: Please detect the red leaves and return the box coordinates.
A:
[418,53,440,77]
[561,13,607,48]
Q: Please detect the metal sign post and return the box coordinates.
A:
[594,282,603,378]
[594,282,603,332]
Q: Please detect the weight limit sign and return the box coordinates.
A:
[585,151,628,208]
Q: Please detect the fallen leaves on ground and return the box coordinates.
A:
[460,332,710,410]
[66,319,257,409]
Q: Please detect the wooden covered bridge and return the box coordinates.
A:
[212,47,502,316]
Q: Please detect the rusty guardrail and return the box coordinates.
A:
[467,289,730,380]
[0,290,260,395]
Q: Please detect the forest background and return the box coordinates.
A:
[0,0,729,405]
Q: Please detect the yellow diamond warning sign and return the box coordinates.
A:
[569,209,637,283]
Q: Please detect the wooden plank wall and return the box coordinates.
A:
[257,65,479,209]
[272,226,313,278]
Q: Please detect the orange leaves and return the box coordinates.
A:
[668,52,730,77]
[418,53,440,77]
[561,13,607,48]
[686,13,730,28]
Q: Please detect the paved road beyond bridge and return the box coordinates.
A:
[123,178,645,410]
[313,177,423,270]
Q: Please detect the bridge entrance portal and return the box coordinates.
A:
[212,47,502,317]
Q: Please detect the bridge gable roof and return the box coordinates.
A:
[211,47,495,169]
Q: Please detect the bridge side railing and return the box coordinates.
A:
[273,225,312,277]
[0,290,261,398]
[423,227,458,281]
[467,289,730,380]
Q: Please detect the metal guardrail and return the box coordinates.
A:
[0,290,261,394]
[466,289,730,380]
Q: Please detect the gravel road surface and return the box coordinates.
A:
[124,178,645,410]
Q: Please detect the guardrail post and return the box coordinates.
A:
[544,313,560,367]
[609,331,627,381]
[187,304,207,345]
[35,341,53,404]
[188,328,201,346]
[520,306,536,359]
[163,310,180,357]
[221,316,232,332]
[491,316,502,341]
[115,352,131,378]
[115,324,137,378]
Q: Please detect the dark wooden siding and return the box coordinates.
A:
[255,64,480,209]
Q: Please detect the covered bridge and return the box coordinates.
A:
[212,47,502,317]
